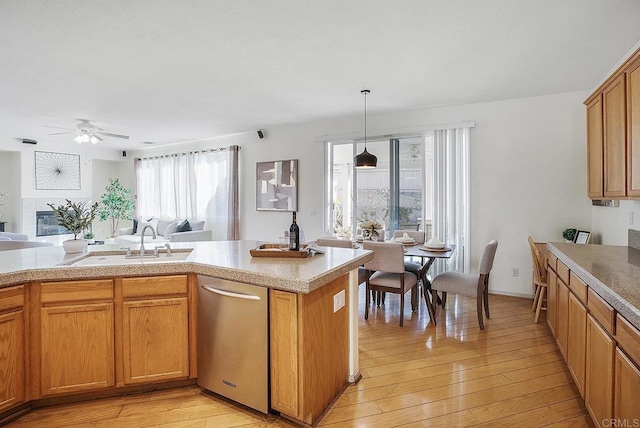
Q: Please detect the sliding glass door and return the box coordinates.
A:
[326,135,427,239]
[326,126,470,273]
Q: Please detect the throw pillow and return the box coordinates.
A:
[156,219,174,236]
[190,220,205,231]
[176,219,191,233]
[163,220,180,238]
[135,219,158,236]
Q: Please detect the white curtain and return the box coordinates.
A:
[431,127,470,274]
[136,146,239,240]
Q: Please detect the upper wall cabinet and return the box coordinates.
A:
[587,96,604,198]
[585,47,640,199]
[603,75,627,197]
[628,57,640,197]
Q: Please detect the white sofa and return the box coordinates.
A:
[0,232,54,251]
[114,218,212,249]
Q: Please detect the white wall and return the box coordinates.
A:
[592,200,640,245]
[0,151,22,232]
[122,90,591,297]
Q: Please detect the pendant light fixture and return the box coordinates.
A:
[355,89,377,168]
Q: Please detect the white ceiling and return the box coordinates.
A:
[1,0,640,151]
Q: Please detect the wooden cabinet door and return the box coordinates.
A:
[40,303,115,395]
[603,75,627,197]
[0,310,25,411]
[556,279,569,361]
[121,297,189,384]
[587,95,604,198]
[586,315,615,426]
[614,347,640,419]
[270,289,299,418]
[547,268,557,334]
[567,292,587,397]
[627,57,640,196]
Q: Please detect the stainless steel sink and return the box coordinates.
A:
[69,251,192,267]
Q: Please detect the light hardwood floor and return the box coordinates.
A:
[8,286,593,427]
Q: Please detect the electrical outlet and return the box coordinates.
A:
[630,211,635,226]
[333,289,345,313]
[512,268,519,277]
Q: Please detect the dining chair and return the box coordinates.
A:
[363,241,418,327]
[528,236,548,323]
[316,237,353,248]
[392,229,427,311]
[316,238,367,285]
[430,240,498,329]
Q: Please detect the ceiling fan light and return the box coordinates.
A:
[73,135,83,144]
[89,135,100,144]
[80,133,90,143]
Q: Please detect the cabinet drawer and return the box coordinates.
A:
[547,253,558,272]
[588,288,616,335]
[41,280,113,304]
[0,285,25,312]
[556,260,570,285]
[616,315,640,365]
[569,272,588,305]
[122,275,188,299]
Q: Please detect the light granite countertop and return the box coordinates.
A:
[0,240,373,294]
[547,242,640,330]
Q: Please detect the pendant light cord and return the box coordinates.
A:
[362,89,370,150]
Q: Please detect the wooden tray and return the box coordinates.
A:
[250,243,310,258]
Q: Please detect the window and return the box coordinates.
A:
[135,146,239,240]
[326,135,426,237]
[325,126,470,273]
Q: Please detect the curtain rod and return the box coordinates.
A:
[136,145,240,161]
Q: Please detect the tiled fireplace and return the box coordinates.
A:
[35,211,69,236]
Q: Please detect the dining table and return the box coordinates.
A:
[400,243,457,322]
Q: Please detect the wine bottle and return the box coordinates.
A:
[289,211,300,251]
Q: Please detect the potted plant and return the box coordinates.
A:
[83,231,95,244]
[98,178,135,238]
[47,199,99,253]
[562,228,577,243]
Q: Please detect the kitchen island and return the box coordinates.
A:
[0,241,373,426]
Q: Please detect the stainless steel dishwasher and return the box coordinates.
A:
[197,275,269,413]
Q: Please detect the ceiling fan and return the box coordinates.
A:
[43,119,129,144]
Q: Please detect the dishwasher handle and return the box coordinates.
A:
[201,285,262,301]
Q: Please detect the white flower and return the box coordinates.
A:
[360,220,382,230]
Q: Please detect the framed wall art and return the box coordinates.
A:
[35,151,81,190]
[256,159,298,211]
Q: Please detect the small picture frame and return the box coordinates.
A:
[574,230,591,244]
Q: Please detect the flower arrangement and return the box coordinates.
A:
[360,220,382,240]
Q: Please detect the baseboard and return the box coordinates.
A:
[489,290,534,299]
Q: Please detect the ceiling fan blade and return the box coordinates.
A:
[42,125,75,131]
[94,134,104,142]
[48,132,75,135]
[97,132,129,139]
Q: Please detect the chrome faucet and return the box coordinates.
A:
[139,225,157,256]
